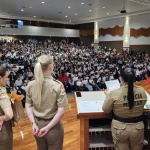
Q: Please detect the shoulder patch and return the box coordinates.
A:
[53,79,61,84]
[0,93,9,100]
[61,85,66,93]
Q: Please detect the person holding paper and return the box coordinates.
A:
[102,67,147,150]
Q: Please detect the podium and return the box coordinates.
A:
[74,91,150,150]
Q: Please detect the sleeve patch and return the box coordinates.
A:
[61,85,66,92]
[1,93,9,100]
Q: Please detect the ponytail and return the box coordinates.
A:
[33,55,53,106]
[127,76,134,109]
[120,68,135,109]
[34,62,44,106]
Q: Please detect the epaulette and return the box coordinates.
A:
[53,79,61,84]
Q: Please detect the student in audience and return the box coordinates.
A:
[58,70,70,92]
[15,76,22,87]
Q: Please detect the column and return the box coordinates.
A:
[123,16,131,48]
[94,21,99,49]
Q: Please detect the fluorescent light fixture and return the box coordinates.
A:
[21,9,24,11]
[103,7,105,8]
[81,2,84,4]
[75,13,77,15]
[89,10,92,12]
[68,6,71,8]
[65,16,68,17]
[42,2,45,4]
[17,20,22,23]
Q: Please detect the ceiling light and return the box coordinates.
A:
[69,20,71,22]
[68,6,71,8]
[21,9,24,11]
[42,2,45,4]
[34,16,36,18]
[103,7,105,8]
[107,13,109,15]
[29,6,32,8]
[75,13,77,15]
[81,2,84,5]
[65,16,68,17]
[89,10,92,12]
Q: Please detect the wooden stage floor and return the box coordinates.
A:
[13,81,150,150]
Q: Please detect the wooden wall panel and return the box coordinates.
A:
[99,26,124,36]
[130,27,150,37]
[80,29,94,37]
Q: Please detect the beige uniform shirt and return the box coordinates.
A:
[0,86,11,115]
[26,76,68,119]
[102,84,147,118]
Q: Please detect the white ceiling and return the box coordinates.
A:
[0,0,150,24]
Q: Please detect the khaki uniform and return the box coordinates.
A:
[26,76,68,150]
[102,84,147,150]
[0,86,13,150]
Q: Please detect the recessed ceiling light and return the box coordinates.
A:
[103,7,105,8]
[89,10,92,12]
[81,2,84,5]
[21,9,24,11]
[107,13,109,15]
[42,2,45,4]
[29,6,32,8]
[65,16,68,17]
[75,13,77,15]
[68,6,71,8]
[34,16,36,18]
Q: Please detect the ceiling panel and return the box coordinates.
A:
[0,0,149,24]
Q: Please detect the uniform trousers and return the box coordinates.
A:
[111,119,144,150]
[0,120,13,150]
[35,117,64,150]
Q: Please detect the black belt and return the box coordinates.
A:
[114,114,143,123]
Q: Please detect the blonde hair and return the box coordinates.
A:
[34,55,53,104]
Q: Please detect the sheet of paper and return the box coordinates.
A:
[105,79,120,92]
[76,91,106,102]
[78,101,104,113]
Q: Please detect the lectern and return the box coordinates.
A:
[75,91,150,150]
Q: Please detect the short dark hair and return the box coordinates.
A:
[0,66,8,77]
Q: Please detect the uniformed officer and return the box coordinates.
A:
[0,66,14,150]
[25,55,68,150]
[102,67,147,150]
